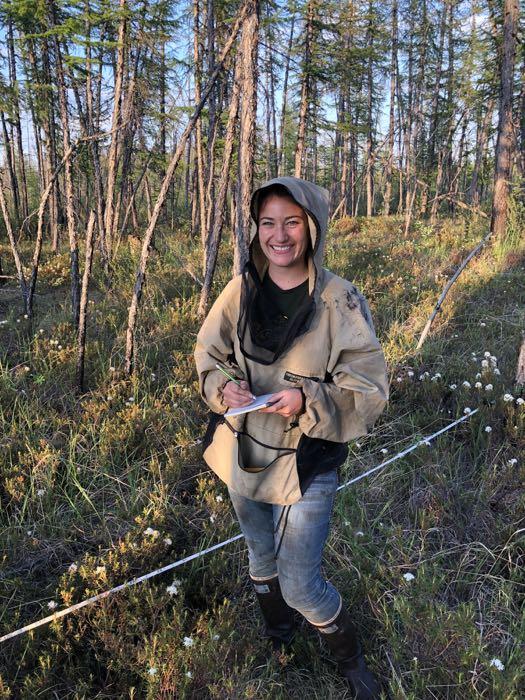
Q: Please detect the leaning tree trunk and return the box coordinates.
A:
[0,174,29,314]
[491,0,519,238]
[198,56,242,317]
[124,5,248,374]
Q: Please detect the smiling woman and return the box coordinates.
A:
[257,191,310,287]
[194,176,389,699]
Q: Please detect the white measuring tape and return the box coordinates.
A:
[0,409,478,644]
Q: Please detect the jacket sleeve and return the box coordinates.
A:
[194,277,244,414]
[297,288,389,442]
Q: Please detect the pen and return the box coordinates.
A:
[215,363,256,400]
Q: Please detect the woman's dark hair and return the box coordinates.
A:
[255,183,304,222]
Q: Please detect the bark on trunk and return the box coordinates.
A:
[490,0,519,238]
[294,0,314,178]
[76,211,96,393]
[233,0,259,275]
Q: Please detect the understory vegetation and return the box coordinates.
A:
[1,212,524,699]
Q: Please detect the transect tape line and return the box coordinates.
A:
[0,409,478,644]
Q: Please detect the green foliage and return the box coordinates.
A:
[0,216,524,697]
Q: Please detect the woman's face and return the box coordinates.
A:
[258,195,309,271]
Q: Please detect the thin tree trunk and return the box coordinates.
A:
[50,1,81,326]
[198,57,242,317]
[7,21,29,226]
[294,0,314,178]
[233,0,259,275]
[1,112,20,222]
[194,0,208,265]
[278,8,296,175]
[490,0,519,238]
[383,0,398,216]
[468,99,494,206]
[104,0,127,259]
[0,176,29,314]
[76,211,96,393]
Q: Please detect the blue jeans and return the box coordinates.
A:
[228,469,342,626]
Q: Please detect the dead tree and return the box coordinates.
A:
[198,56,242,318]
[0,173,29,314]
[124,4,248,375]
[76,211,96,393]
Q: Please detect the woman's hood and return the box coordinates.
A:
[249,176,329,299]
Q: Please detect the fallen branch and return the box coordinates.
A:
[416,229,493,350]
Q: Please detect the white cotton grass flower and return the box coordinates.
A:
[144,527,160,538]
[166,579,181,596]
[215,495,223,502]
[475,372,482,379]
[462,381,471,389]
[493,368,501,375]
[355,530,365,537]
[503,394,514,402]
[484,351,491,358]
[68,563,78,574]
[507,458,518,466]
[484,426,492,433]
[209,514,217,523]
[396,377,403,383]
[485,384,493,391]
[407,370,414,377]
[148,667,158,676]
[95,566,106,576]
[380,448,388,455]
[183,636,194,648]
[163,537,172,546]
[47,600,58,610]
[475,382,482,389]
[463,407,472,414]
[185,671,193,678]
[479,321,486,327]
[516,398,525,406]
[36,488,46,496]
[481,360,489,368]
[489,658,505,671]
[403,572,415,582]
[449,384,457,390]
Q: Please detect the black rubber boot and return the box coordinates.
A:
[250,575,296,651]
[314,606,381,699]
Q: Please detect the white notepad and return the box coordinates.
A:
[224,393,276,417]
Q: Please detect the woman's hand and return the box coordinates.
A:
[258,388,305,418]
[221,380,254,408]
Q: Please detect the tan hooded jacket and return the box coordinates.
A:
[194,176,389,505]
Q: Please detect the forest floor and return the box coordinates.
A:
[0,211,524,699]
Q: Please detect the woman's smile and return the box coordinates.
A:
[257,194,309,279]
